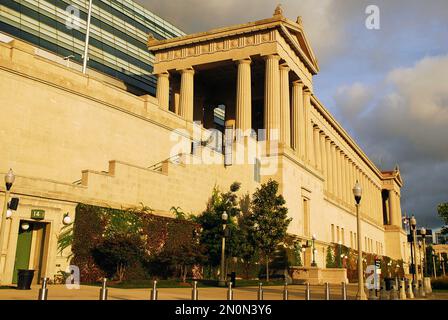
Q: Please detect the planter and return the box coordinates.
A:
[17,270,35,290]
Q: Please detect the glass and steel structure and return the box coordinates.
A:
[0,0,185,94]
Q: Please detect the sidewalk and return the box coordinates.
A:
[0,284,446,300]
[0,284,353,300]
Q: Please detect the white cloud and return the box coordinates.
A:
[333,54,448,227]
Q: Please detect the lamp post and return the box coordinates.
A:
[0,169,15,284]
[410,215,417,282]
[418,241,424,284]
[311,234,317,267]
[353,181,366,300]
[218,211,228,287]
[338,241,342,268]
[441,256,446,277]
[420,227,427,277]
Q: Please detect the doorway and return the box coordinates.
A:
[12,221,48,284]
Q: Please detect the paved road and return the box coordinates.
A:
[0,284,446,300]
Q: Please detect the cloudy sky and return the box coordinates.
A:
[137,0,448,228]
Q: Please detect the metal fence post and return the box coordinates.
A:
[379,280,388,300]
[227,282,233,300]
[341,282,347,300]
[257,282,263,300]
[99,278,108,300]
[191,281,198,300]
[407,279,414,299]
[150,280,158,300]
[305,283,311,300]
[283,282,288,300]
[399,279,407,300]
[37,277,48,300]
[418,280,425,298]
[324,282,330,300]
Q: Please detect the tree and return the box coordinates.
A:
[92,234,144,282]
[156,242,206,283]
[249,179,291,282]
[326,246,336,268]
[235,193,259,279]
[438,203,448,234]
[193,182,242,271]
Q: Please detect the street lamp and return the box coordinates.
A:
[410,215,417,283]
[338,241,342,268]
[0,169,15,284]
[420,227,427,278]
[218,211,228,287]
[311,234,317,267]
[353,180,366,300]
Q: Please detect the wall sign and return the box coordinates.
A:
[31,209,45,220]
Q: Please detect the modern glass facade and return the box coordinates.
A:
[0,0,185,94]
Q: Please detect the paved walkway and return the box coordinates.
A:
[1,284,447,300]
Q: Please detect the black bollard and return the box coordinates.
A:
[324,282,330,300]
[305,283,311,300]
[341,282,347,300]
[37,277,48,300]
[257,282,263,300]
[191,281,198,300]
[283,282,289,300]
[99,278,108,300]
[227,282,233,300]
[150,280,158,300]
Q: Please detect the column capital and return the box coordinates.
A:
[156,71,170,78]
[263,54,281,61]
[279,63,290,71]
[303,89,312,97]
[180,67,195,75]
[236,58,252,65]
[292,80,304,87]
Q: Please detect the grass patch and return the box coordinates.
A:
[0,286,17,290]
[82,279,286,289]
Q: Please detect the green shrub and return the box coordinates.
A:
[432,277,448,290]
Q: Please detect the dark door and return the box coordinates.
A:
[12,222,33,284]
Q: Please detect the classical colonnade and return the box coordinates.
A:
[155,54,402,230]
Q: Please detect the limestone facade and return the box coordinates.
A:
[0,9,408,285]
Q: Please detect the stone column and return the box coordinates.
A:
[291,81,304,153]
[320,133,327,184]
[345,157,350,205]
[303,90,314,164]
[313,127,322,171]
[179,68,195,121]
[341,153,347,204]
[156,72,170,110]
[264,55,281,141]
[389,190,398,227]
[235,59,252,134]
[337,148,343,202]
[325,138,332,193]
[331,144,338,198]
[279,64,291,147]
[396,193,402,227]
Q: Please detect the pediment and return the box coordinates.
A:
[148,14,320,75]
[279,22,319,73]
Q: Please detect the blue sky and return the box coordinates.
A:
[138,0,448,228]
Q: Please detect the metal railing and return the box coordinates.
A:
[34,279,423,301]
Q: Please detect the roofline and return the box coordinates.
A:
[311,95,401,185]
[148,15,319,74]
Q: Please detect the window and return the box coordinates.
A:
[336,226,340,243]
[303,198,310,237]
[254,158,261,183]
[331,224,335,243]
[350,231,353,248]
[341,228,345,245]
